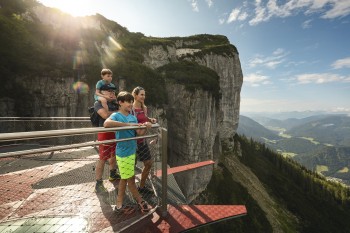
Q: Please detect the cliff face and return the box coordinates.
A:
[1,76,88,117]
[142,44,243,201]
[0,4,243,202]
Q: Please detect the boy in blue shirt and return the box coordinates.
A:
[104,91,152,214]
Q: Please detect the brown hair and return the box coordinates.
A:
[132,86,147,110]
[101,68,112,76]
[117,91,134,103]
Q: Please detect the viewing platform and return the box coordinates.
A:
[0,117,247,232]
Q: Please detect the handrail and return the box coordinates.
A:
[0,134,158,158]
[0,122,166,228]
[0,117,90,119]
[0,124,160,141]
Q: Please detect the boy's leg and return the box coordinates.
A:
[140,159,153,188]
[116,179,127,208]
[95,159,107,193]
[98,96,108,110]
[95,159,106,181]
[95,132,113,192]
[137,142,153,193]
[109,155,120,181]
[127,176,142,203]
[127,177,151,212]
[115,154,135,207]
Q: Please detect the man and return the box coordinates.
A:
[94,84,120,193]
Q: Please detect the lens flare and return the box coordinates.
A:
[72,81,89,94]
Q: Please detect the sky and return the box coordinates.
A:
[38,0,350,113]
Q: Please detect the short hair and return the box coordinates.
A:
[101,68,112,76]
[117,91,134,103]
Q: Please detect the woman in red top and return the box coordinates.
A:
[132,86,157,195]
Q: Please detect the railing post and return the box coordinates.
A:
[161,127,168,217]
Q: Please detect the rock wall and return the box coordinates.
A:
[142,42,243,201]
[0,76,90,118]
[165,84,220,201]
[17,76,89,117]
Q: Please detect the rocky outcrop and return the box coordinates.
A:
[15,76,88,117]
[165,84,220,201]
[142,42,243,201]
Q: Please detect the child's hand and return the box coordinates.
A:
[150,118,157,124]
[143,122,152,129]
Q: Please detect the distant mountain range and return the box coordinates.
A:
[237,113,350,185]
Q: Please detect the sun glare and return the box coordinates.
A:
[39,0,98,17]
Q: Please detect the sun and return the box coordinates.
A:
[38,0,98,17]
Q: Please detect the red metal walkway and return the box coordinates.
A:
[0,156,246,232]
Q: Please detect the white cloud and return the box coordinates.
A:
[238,11,249,20]
[228,0,350,26]
[244,73,272,87]
[240,98,300,112]
[227,8,240,23]
[248,48,288,69]
[302,19,313,28]
[206,0,213,8]
[272,48,285,55]
[295,73,350,84]
[219,18,225,24]
[240,97,349,112]
[227,8,248,23]
[190,0,199,12]
[331,57,350,69]
[249,0,268,25]
[321,0,350,19]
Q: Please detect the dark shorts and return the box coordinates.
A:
[136,142,151,161]
[98,132,116,160]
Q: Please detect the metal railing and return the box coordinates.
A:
[0,122,169,232]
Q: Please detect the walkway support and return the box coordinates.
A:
[161,128,168,217]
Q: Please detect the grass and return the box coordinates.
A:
[281,152,298,158]
[316,165,329,173]
[337,167,349,173]
[299,137,320,145]
[280,133,292,138]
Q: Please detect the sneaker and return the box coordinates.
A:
[138,186,154,195]
[113,205,135,215]
[109,172,121,181]
[138,200,151,213]
[95,182,107,193]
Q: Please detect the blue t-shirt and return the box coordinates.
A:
[94,80,116,101]
[110,112,138,157]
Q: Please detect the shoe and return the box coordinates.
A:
[113,205,135,215]
[95,182,107,193]
[109,172,121,181]
[138,200,151,213]
[138,186,154,195]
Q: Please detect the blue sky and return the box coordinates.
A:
[39,0,350,113]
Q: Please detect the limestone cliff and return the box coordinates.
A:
[142,42,243,201]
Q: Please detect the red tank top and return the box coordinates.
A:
[133,108,148,124]
[133,108,148,144]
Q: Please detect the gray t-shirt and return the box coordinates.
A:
[94,101,118,127]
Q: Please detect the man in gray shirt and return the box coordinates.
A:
[94,84,119,193]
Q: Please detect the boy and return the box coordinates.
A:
[95,69,116,111]
[104,91,151,214]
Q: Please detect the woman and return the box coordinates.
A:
[132,86,157,195]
